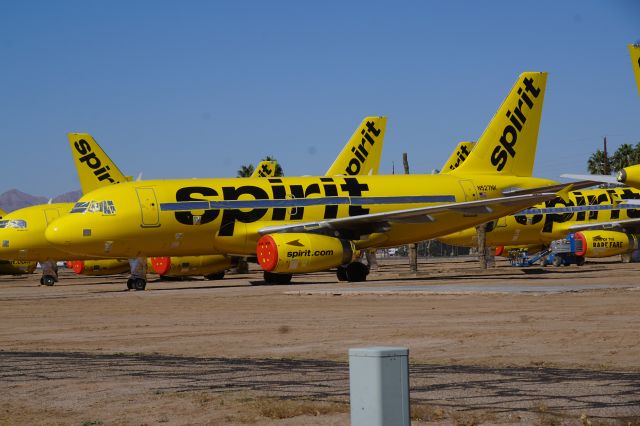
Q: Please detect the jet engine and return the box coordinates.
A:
[149,255,232,279]
[257,233,355,273]
[67,259,130,275]
[617,164,640,187]
[574,230,639,258]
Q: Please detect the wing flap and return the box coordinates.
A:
[258,192,557,236]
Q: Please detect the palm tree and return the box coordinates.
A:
[236,164,255,177]
[611,143,636,172]
[587,150,608,175]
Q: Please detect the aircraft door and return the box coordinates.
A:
[136,188,160,227]
[459,180,478,201]
[44,208,60,225]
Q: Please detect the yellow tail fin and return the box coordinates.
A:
[251,161,278,178]
[68,133,128,194]
[440,141,476,173]
[629,43,640,96]
[325,116,387,176]
[451,72,547,177]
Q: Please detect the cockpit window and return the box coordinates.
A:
[70,200,116,215]
[0,219,27,229]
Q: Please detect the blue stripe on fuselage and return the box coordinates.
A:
[159,195,457,212]
[514,203,638,216]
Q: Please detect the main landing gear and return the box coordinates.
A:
[39,260,59,286]
[336,262,369,282]
[126,257,147,291]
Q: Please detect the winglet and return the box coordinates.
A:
[68,133,128,194]
[325,117,387,176]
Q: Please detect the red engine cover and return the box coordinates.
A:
[150,257,171,275]
[256,235,278,272]
[67,260,84,274]
[495,246,504,256]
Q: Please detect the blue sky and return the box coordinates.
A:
[1,0,639,196]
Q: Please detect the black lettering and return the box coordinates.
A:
[288,183,321,220]
[523,76,541,98]
[74,139,91,155]
[175,186,219,226]
[322,178,339,219]
[499,125,517,157]
[346,159,361,175]
[270,182,287,220]
[79,152,101,169]
[365,120,381,136]
[341,177,369,216]
[490,146,507,171]
[219,185,269,236]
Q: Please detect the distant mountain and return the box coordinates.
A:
[52,190,83,203]
[0,189,82,213]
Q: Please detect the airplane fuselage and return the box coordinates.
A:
[439,186,640,247]
[45,174,557,259]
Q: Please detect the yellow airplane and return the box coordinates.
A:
[0,117,388,287]
[73,115,388,285]
[439,185,640,261]
[0,208,37,275]
[73,160,278,280]
[46,72,566,287]
[0,133,132,284]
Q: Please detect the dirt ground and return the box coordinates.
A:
[1,257,640,425]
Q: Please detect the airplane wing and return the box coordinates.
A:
[568,217,640,232]
[502,180,600,196]
[560,173,619,185]
[258,192,558,236]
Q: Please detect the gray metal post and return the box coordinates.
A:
[349,346,410,426]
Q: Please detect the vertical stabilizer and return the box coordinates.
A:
[440,141,476,173]
[68,133,128,194]
[325,117,387,176]
[252,161,278,178]
[451,72,547,177]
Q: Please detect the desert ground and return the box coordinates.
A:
[1,256,639,425]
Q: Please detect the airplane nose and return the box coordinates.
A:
[45,220,73,246]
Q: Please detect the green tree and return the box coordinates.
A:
[587,149,608,175]
[236,164,255,177]
[611,143,636,172]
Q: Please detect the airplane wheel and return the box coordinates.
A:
[42,275,56,286]
[336,266,348,282]
[576,256,585,266]
[345,262,369,282]
[552,257,562,267]
[263,271,292,284]
[133,278,146,291]
[205,272,225,280]
[126,278,134,290]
